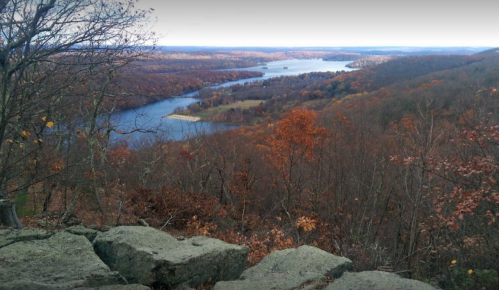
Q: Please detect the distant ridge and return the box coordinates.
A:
[475,47,499,55]
[156,46,489,55]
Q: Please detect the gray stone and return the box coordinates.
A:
[0,231,127,289]
[301,283,329,290]
[172,284,194,290]
[213,245,352,290]
[93,226,248,288]
[325,271,438,290]
[0,227,54,248]
[66,225,100,242]
[36,219,58,228]
[78,284,151,290]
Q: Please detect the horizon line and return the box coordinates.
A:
[155,45,494,49]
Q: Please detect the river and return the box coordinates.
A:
[111,59,355,146]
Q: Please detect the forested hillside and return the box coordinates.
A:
[7,50,499,290]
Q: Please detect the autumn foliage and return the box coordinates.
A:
[266,108,325,166]
[13,51,499,290]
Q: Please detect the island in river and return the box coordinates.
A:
[172,59,355,126]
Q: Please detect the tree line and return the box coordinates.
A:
[0,2,498,289]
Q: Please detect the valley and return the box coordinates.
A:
[4,45,499,290]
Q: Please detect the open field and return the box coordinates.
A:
[194,100,263,119]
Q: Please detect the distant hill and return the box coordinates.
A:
[323,55,480,96]
[475,47,499,55]
[157,46,489,56]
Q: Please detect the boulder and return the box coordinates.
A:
[93,226,248,288]
[172,284,194,290]
[213,245,352,290]
[0,227,53,248]
[0,231,127,289]
[78,284,151,290]
[65,225,100,242]
[325,271,438,290]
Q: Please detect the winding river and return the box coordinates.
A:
[111,59,354,146]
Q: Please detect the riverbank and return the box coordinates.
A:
[110,59,354,142]
[165,114,201,122]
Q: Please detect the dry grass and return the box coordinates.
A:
[193,100,263,119]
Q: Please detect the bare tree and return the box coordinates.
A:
[0,0,155,228]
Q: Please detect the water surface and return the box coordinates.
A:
[111,59,354,145]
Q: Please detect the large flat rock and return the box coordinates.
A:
[0,227,54,248]
[213,245,352,290]
[325,271,438,290]
[93,226,248,288]
[0,231,127,290]
[78,284,151,290]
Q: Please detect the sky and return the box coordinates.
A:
[135,0,499,47]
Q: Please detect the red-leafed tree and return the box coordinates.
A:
[428,124,499,274]
[261,108,326,231]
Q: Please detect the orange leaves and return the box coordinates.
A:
[127,187,220,229]
[427,124,499,231]
[21,130,30,138]
[296,216,317,232]
[335,112,352,127]
[459,109,474,125]
[216,226,296,266]
[401,114,416,133]
[261,108,327,209]
[41,116,54,128]
[265,108,326,169]
[485,210,497,226]
[186,216,217,237]
[419,79,444,90]
[50,159,65,173]
[107,146,131,166]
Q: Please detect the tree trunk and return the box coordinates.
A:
[0,199,22,229]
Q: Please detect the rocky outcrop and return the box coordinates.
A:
[0,227,54,248]
[65,225,100,242]
[326,271,438,290]
[0,226,438,290]
[93,226,248,288]
[78,284,151,290]
[213,245,352,290]
[0,231,127,290]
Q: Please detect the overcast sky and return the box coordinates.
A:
[135,0,498,47]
